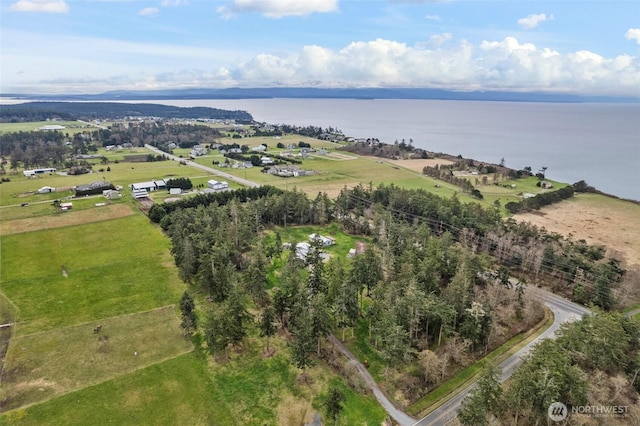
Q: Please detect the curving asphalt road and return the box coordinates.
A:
[329,335,417,425]
[331,287,591,426]
[144,144,261,188]
[414,287,590,426]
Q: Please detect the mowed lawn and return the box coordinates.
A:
[0,214,184,334]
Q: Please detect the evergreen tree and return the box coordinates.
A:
[325,386,346,425]
[179,291,197,336]
[459,366,503,426]
[259,305,277,354]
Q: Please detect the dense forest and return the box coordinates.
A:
[0,102,253,122]
[149,182,633,409]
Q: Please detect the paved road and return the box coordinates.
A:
[414,287,590,426]
[329,335,417,426]
[144,144,261,188]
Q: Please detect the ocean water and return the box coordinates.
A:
[6,97,639,200]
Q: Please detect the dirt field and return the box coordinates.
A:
[515,193,640,268]
[0,203,135,236]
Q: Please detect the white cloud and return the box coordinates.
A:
[217,0,338,19]
[3,29,639,96]
[226,36,640,94]
[517,13,553,30]
[9,0,69,13]
[425,32,452,47]
[625,28,640,44]
[139,7,159,17]
[425,14,441,21]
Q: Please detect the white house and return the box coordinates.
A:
[309,233,335,247]
[295,242,311,260]
[261,156,274,165]
[251,144,267,152]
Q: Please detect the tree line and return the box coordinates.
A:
[0,102,253,122]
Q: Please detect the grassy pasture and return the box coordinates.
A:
[197,147,472,201]
[0,158,205,206]
[0,352,229,426]
[0,214,183,334]
[0,203,135,235]
[0,121,91,135]
[0,306,193,412]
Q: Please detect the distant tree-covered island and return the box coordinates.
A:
[0,102,254,123]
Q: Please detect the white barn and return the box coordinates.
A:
[207,180,229,191]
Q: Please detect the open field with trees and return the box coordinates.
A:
[1,108,638,425]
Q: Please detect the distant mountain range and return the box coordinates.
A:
[3,87,639,103]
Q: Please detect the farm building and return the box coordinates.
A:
[60,202,73,210]
[129,180,166,192]
[37,186,55,194]
[23,168,56,177]
[207,180,229,191]
[75,181,115,196]
[169,188,182,195]
[132,188,149,199]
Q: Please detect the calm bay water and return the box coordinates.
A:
[157,98,638,201]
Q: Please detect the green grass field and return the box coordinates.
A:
[0,306,193,411]
[0,214,183,334]
[0,121,94,135]
[0,352,229,426]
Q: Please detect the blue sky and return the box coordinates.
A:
[1,0,639,95]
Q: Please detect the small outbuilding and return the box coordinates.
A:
[37,186,56,194]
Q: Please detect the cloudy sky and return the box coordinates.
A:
[1,0,639,95]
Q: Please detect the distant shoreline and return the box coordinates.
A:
[2,87,639,104]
